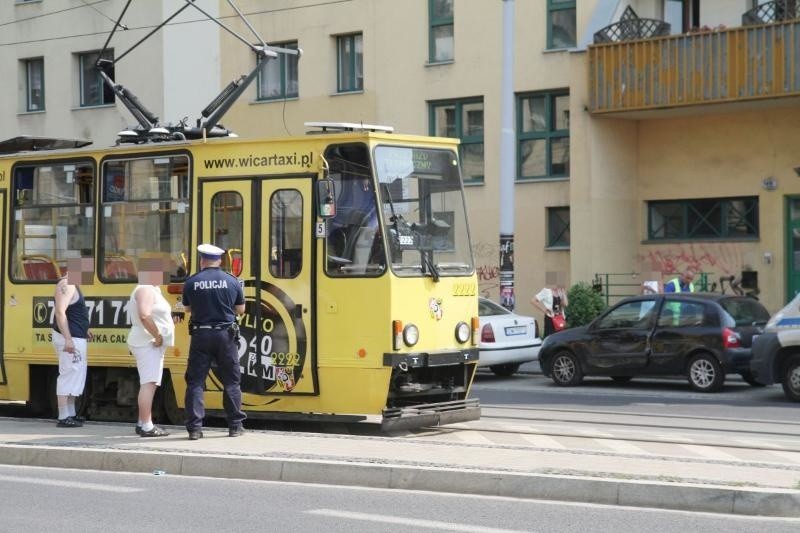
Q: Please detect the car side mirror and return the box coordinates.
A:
[317,178,336,219]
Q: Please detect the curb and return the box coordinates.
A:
[1,444,799,517]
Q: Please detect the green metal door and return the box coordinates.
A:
[787,196,800,301]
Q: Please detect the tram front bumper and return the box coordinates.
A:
[381,398,480,431]
[381,347,480,430]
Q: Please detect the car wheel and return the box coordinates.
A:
[551,351,583,386]
[489,363,521,377]
[687,352,724,392]
[611,376,633,384]
[782,355,800,402]
[739,370,766,388]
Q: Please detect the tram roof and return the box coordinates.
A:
[0,130,459,162]
[0,136,92,155]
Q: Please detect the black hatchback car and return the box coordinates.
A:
[539,293,770,392]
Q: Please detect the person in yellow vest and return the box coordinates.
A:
[664,267,696,293]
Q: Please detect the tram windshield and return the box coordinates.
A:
[374,145,474,279]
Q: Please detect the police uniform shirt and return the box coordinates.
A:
[182,267,244,326]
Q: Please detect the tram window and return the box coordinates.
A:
[324,143,386,277]
[11,161,95,282]
[100,154,190,282]
[211,192,244,276]
[270,190,302,278]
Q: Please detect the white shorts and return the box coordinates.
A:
[130,344,166,386]
[52,331,88,397]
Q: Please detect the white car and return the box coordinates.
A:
[478,297,542,376]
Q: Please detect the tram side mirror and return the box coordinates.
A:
[317,179,336,219]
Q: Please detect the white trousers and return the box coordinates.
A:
[52,331,88,397]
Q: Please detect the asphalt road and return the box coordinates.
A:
[1,464,798,532]
[474,361,799,423]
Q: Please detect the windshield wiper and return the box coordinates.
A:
[421,251,440,282]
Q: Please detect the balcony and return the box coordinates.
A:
[588,17,800,114]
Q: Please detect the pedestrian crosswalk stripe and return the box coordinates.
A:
[679,444,740,461]
[519,433,566,449]
[454,431,495,445]
[766,450,800,464]
[597,439,652,455]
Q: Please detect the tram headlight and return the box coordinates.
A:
[455,321,470,344]
[403,324,419,347]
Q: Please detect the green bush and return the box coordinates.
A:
[565,282,606,328]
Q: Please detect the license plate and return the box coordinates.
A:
[505,325,527,336]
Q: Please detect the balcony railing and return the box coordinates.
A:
[594,6,671,43]
[743,0,799,26]
[589,19,800,114]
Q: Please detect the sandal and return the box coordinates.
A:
[56,417,82,428]
[140,426,169,437]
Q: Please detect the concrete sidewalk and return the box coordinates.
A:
[0,417,799,517]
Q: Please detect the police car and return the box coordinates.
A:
[750,293,800,401]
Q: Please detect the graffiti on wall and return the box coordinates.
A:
[637,242,744,276]
[474,241,499,297]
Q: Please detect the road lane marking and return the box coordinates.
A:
[678,444,740,461]
[0,474,143,493]
[305,509,532,533]
[520,434,566,449]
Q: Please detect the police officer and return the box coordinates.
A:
[182,244,246,440]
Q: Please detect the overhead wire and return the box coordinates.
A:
[0,0,353,47]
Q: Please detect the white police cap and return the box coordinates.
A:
[197,243,225,258]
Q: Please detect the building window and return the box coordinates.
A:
[337,33,363,93]
[429,98,484,184]
[25,58,45,112]
[547,0,576,49]
[79,50,115,107]
[547,207,570,248]
[517,91,569,180]
[429,0,454,62]
[257,41,299,100]
[648,197,759,240]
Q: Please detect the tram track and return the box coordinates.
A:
[432,404,800,453]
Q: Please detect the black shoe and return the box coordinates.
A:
[187,430,203,440]
[57,417,82,428]
[229,426,245,437]
[135,425,143,436]
[140,426,169,438]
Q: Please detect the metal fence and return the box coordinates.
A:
[592,272,710,306]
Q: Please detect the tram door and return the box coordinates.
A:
[200,177,317,401]
[0,190,5,385]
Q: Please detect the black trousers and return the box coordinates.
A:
[184,329,246,431]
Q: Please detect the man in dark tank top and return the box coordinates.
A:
[52,258,92,428]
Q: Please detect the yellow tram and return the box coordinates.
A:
[0,123,480,429]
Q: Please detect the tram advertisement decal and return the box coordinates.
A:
[31,296,133,347]
[209,280,309,397]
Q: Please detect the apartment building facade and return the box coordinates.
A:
[3,0,799,316]
[0,0,219,146]
[218,0,800,314]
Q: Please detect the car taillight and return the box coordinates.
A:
[722,327,741,348]
[481,324,495,343]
